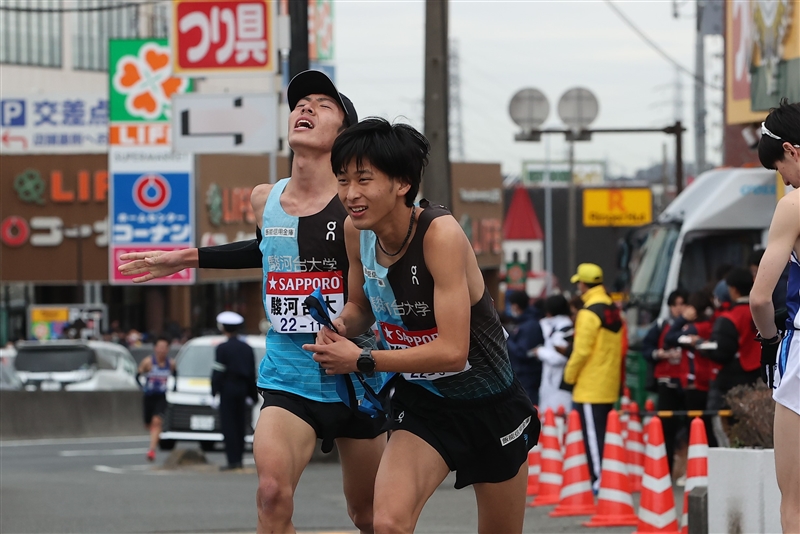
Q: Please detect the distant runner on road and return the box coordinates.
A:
[137,336,174,462]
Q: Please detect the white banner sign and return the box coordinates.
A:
[172,93,278,154]
[0,94,108,154]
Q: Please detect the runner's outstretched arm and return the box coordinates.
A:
[118,184,273,282]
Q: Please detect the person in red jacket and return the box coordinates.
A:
[642,290,687,393]
[662,291,715,474]
[706,268,761,398]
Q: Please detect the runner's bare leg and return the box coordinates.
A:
[253,407,317,534]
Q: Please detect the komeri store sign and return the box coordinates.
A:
[109,39,192,124]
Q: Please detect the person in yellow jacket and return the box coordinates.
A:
[563,263,623,492]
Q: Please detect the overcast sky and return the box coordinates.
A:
[333,1,725,179]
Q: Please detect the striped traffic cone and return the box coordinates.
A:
[556,404,567,459]
[530,408,563,506]
[526,445,541,496]
[680,418,709,533]
[643,398,656,443]
[634,417,679,534]
[620,387,631,442]
[626,401,645,492]
[584,410,638,527]
[549,410,596,517]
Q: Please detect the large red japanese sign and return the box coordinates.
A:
[172,0,274,76]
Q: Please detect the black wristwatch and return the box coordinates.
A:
[357,348,376,376]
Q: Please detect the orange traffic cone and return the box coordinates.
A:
[626,401,645,492]
[680,418,708,533]
[634,417,679,534]
[549,410,596,517]
[620,388,631,442]
[643,398,656,445]
[556,404,567,458]
[584,410,638,527]
[530,408,563,507]
[526,445,541,496]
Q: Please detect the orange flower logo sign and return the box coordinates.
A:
[111,42,189,121]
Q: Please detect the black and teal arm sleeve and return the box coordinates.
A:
[197,226,263,269]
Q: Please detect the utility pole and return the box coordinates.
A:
[694,0,707,173]
[567,139,576,278]
[675,120,684,194]
[288,0,309,79]
[423,0,451,207]
[287,0,309,175]
[448,38,465,162]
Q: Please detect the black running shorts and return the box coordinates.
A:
[387,377,540,489]
[259,388,386,453]
[143,393,167,425]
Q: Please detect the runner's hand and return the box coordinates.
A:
[118,250,188,283]
[331,318,347,338]
[757,332,782,388]
[303,334,360,375]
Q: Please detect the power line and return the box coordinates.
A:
[0,1,164,13]
[604,0,722,91]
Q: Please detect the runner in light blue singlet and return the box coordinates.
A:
[257,178,383,401]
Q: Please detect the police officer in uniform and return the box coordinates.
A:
[212,311,257,470]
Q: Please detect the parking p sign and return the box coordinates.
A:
[1,99,25,126]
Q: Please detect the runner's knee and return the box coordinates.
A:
[373,510,414,534]
[373,514,414,534]
[347,505,374,534]
[256,475,293,517]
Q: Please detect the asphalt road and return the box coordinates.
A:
[1,435,666,533]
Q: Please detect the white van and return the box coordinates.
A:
[158,335,265,451]
[14,340,139,391]
[625,167,778,344]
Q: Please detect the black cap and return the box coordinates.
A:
[287,70,358,127]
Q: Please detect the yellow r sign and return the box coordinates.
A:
[583,188,653,227]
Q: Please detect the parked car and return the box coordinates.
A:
[159,335,265,451]
[14,340,139,391]
[0,360,22,390]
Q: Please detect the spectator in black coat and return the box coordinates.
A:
[506,290,544,405]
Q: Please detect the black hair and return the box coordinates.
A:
[687,291,713,316]
[583,281,602,289]
[667,289,687,307]
[221,323,240,334]
[507,290,530,309]
[759,99,800,170]
[155,336,171,346]
[725,267,754,296]
[331,117,430,207]
[544,294,571,317]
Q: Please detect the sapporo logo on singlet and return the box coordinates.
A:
[266,272,344,333]
[379,322,471,381]
[380,322,439,349]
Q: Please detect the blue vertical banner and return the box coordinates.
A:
[109,148,195,284]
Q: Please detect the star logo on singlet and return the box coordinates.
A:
[268,278,277,289]
[382,327,394,340]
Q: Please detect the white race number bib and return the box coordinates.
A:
[266,271,344,333]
